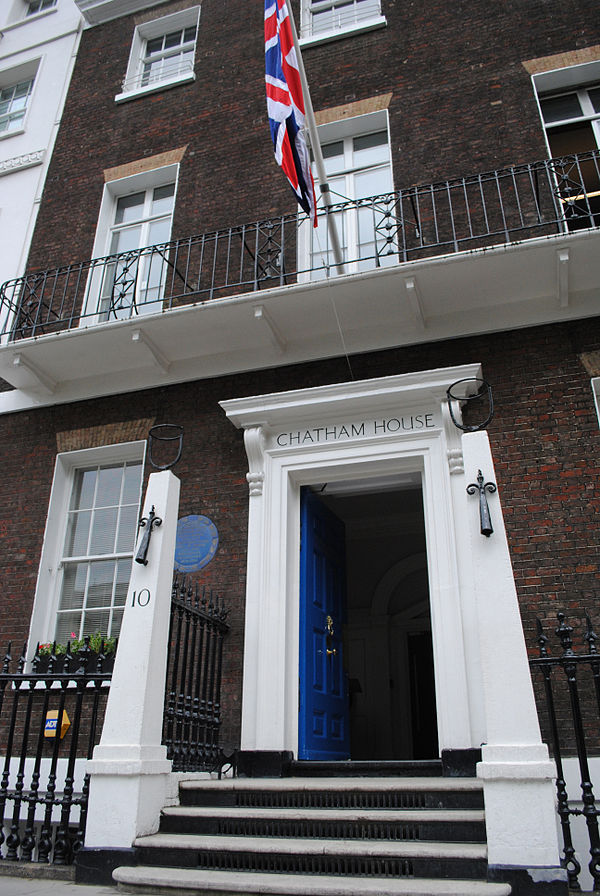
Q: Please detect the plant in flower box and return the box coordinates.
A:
[34,632,117,673]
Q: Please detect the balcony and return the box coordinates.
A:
[0,151,599,408]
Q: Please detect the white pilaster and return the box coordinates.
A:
[462,432,561,869]
[85,470,180,848]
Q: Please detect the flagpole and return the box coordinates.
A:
[287,7,345,275]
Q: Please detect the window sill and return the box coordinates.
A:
[2,6,57,32]
[115,71,195,104]
[299,15,386,48]
[0,127,25,142]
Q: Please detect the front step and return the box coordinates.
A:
[114,866,512,896]
[288,760,444,777]
[134,831,487,878]
[115,775,503,896]
[161,805,486,842]
[178,776,485,810]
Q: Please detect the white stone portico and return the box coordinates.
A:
[221,363,562,873]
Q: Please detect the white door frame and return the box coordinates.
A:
[221,363,563,871]
[221,363,485,757]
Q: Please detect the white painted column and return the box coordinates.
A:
[85,470,180,847]
[463,433,561,869]
[239,426,267,751]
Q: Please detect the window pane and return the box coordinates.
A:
[111,608,124,635]
[355,166,393,199]
[115,192,145,225]
[152,183,175,215]
[59,564,87,611]
[87,560,116,608]
[70,468,97,510]
[84,609,111,636]
[96,465,123,507]
[183,26,197,42]
[89,507,118,554]
[164,30,183,49]
[589,86,600,114]
[122,462,143,504]
[114,559,132,606]
[540,93,582,124]
[148,217,172,245]
[116,504,139,552]
[55,612,82,645]
[353,131,389,166]
[146,36,164,55]
[65,510,92,556]
[110,224,143,255]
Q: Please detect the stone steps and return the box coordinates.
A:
[113,774,506,896]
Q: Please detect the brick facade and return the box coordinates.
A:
[2,317,599,748]
[24,0,600,273]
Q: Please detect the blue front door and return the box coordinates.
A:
[299,488,350,760]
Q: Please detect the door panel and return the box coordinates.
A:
[299,488,350,760]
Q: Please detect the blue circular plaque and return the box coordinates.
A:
[174,515,219,572]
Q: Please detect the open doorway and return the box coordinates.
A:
[300,477,438,761]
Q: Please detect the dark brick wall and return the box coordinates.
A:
[1,317,600,747]
[26,0,600,271]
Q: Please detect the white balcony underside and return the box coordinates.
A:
[0,227,598,413]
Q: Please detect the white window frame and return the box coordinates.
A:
[116,6,200,104]
[592,378,600,426]
[299,0,386,46]
[533,60,600,158]
[82,162,180,325]
[27,441,146,659]
[25,0,57,15]
[6,0,56,26]
[533,62,600,231]
[298,109,395,280]
[0,59,39,141]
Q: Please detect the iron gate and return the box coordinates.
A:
[530,612,600,891]
[0,640,112,865]
[162,575,229,772]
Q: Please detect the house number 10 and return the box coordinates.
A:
[131,589,151,607]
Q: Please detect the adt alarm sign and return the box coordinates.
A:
[174,515,219,573]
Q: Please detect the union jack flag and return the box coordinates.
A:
[265,0,317,226]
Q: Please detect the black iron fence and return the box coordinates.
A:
[0,150,598,341]
[162,575,229,772]
[0,639,112,865]
[529,612,600,892]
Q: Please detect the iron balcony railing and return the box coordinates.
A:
[1,151,599,342]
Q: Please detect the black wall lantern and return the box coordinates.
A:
[148,423,184,471]
[446,378,494,432]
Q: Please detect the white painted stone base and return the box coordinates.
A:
[86,747,171,845]
[478,744,560,868]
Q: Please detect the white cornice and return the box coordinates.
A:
[0,149,44,176]
[74,0,167,25]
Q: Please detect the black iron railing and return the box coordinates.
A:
[0,150,599,341]
[529,612,600,892]
[162,575,229,772]
[0,639,113,865]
